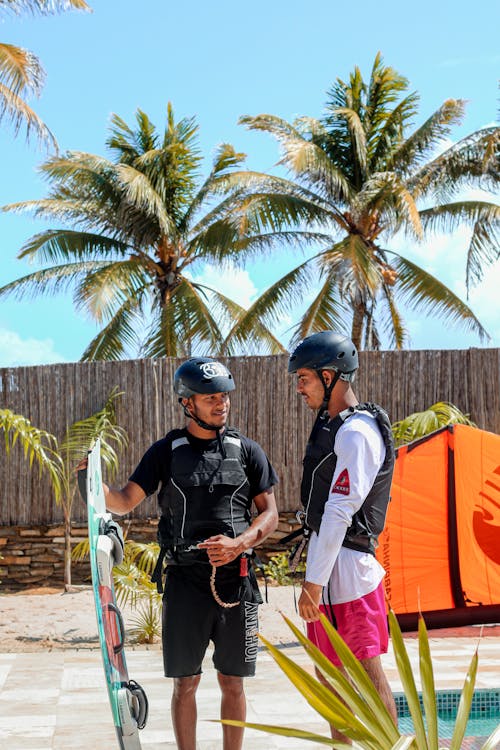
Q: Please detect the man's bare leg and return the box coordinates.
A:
[315,655,397,745]
[315,667,352,744]
[171,674,201,750]
[361,655,398,725]
[218,673,246,750]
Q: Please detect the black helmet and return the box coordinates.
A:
[174,358,235,398]
[288,331,358,381]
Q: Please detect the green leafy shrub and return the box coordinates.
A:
[263,552,306,585]
[72,537,162,643]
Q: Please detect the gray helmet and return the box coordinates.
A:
[288,331,358,381]
[174,358,235,398]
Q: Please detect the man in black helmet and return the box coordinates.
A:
[96,357,278,750]
[288,331,397,742]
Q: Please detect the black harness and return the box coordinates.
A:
[283,403,394,566]
[151,427,253,596]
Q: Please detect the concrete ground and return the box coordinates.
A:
[1,630,500,749]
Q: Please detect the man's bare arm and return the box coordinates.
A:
[198,488,279,566]
[103,480,146,516]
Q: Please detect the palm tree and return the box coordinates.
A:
[0,387,127,587]
[234,53,499,350]
[0,0,90,149]
[0,104,287,357]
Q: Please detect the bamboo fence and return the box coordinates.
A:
[1,348,498,525]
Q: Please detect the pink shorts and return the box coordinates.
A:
[306,581,388,667]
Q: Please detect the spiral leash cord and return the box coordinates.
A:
[210,554,251,608]
[210,565,240,608]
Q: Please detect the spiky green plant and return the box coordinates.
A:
[127,596,161,645]
[222,609,500,749]
[234,53,499,351]
[392,401,475,447]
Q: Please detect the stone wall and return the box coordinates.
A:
[0,513,301,590]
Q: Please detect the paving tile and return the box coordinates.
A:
[1,634,500,748]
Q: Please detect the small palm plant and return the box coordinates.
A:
[392,401,475,447]
[73,536,162,644]
[0,407,63,493]
[222,610,500,749]
[1,387,127,587]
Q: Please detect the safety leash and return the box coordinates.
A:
[209,555,249,608]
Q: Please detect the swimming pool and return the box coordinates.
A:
[395,688,500,748]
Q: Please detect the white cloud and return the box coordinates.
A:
[188,262,258,309]
[0,328,67,367]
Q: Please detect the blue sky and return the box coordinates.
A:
[0,0,499,366]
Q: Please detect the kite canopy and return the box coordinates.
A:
[377,424,500,630]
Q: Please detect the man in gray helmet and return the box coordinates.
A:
[288,331,397,742]
[97,357,279,750]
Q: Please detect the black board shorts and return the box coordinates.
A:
[162,564,260,678]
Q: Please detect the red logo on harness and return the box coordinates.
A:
[332,468,350,495]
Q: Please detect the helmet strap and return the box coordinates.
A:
[180,400,227,457]
[317,369,341,413]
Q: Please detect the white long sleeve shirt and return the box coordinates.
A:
[305,411,387,604]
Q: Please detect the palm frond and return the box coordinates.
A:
[0,42,44,96]
[181,142,247,230]
[107,110,158,162]
[389,99,465,176]
[324,234,382,293]
[355,172,422,238]
[409,126,500,201]
[392,401,475,446]
[188,174,341,241]
[114,163,176,237]
[206,288,286,356]
[74,258,150,322]
[124,540,160,575]
[222,254,323,350]
[419,201,500,292]
[239,112,304,140]
[142,278,225,358]
[16,229,131,264]
[0,1,91,16]
[0,261,111,301]
[369,92,420,172]
[127,595,161,644]
[389,251,490,342]
[0,409,63,498]
[60,386,128,474]
[0,79,56,147]
[79,299,142,360]
[378,285,407,349]
[331,106,368,177]
[291,269,348,344]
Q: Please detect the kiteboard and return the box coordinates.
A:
[78,438,148,750]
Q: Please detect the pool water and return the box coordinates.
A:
[395,688,500,748]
